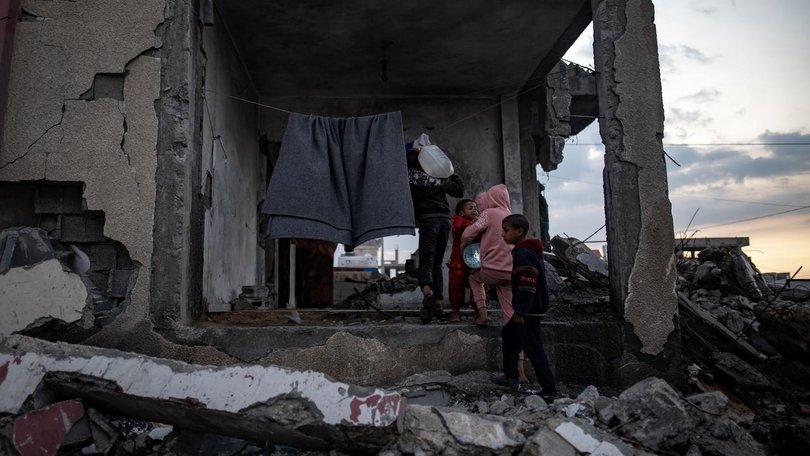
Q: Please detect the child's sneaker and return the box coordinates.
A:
[490,375,519,389]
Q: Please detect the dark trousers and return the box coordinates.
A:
[416,216,450,299]
[502,317,556,390]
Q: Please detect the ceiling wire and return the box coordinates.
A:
[689,205,810,231]
[565,142,810,147]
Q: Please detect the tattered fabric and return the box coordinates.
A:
[261,111,415,246]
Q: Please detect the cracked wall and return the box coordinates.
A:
[0,0,164,328]
[592,0,678,365]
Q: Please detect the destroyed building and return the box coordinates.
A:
[1,0,677,387]
[2,2,810,455]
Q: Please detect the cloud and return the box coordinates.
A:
[658,44,711,75]
[676,89,720,103]
[666,131,810,192]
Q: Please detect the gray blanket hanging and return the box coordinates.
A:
[261,111,415,246]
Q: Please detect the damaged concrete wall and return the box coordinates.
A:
[0,258,89,334]
[0,1,164,330]
[201,9,261,312]
[591,0,679,381]
[258,97,504,203]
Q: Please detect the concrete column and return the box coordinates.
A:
[591,0,679,381]
[500,95,523,213]
[152,0,206,326]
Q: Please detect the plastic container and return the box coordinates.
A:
[463,243,481,269]
[418,145,454,178]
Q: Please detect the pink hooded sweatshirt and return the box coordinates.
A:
[461,184,513,274]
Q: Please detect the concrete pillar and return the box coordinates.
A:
[152,0,206,326]
[591,0,679,383]
[500,95,523,213]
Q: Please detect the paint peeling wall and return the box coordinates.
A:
[200,10,261,311]
[0,0,164,324]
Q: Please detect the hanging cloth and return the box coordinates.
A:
[262,111,415,246]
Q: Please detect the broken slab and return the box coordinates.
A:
[678,292,767,361]
[5,399,88,456]
[0,335,404,452]
[386,404,525,455]
[711,352,772,390]
[0,258,91,335]
[550,236,608,288]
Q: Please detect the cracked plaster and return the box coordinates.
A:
[0,0,163,328]
[597,0,677,355]
[0,258,89,334]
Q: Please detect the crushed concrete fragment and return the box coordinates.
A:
[0,335,403,452]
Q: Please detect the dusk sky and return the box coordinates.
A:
[378,0,809,278]
[551,0,810,277]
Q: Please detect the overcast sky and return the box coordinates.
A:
[380,0,810,278]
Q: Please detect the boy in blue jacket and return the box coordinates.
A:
[491,214,557,399]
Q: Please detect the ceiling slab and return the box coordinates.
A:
[215,0,591,97]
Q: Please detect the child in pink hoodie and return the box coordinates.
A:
[460,184,514,327]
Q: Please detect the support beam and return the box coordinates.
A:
[501,95,523,213]
[591,0,679,383]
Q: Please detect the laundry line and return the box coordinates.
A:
[201,61,577,134]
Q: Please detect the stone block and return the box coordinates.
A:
[107,269,133,298]
[88,244,117,271]
[60,213,106,243]
[87,270,110,293]
[115,244,134,269]
[34,185,84,214]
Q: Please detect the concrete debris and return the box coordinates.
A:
[601,377,691,449]
[711,352,773,390]
[549,236,609,288]
[0,339,781,456]
[0,334,404,453]
[384,404,525,455]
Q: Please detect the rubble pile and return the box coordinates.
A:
[0,351,769,456]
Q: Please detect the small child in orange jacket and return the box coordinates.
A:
[448,199,478,322]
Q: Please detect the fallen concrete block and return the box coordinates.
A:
[0,335,404,453]
[389,404,525,455]
[711,352,772,390]
[0,258,91,335]
[602,377,691,450]
[7,400,88,456]
[550,236,608,288]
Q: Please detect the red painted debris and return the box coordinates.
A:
[13,400,86,456]
[348,393,401,424]
[0,360,8,384]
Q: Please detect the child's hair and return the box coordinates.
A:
[503,213,530,234]
[455,198,475,215]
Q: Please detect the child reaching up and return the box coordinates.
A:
[448,199,478,322]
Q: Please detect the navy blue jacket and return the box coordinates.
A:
[511,239,550,316]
